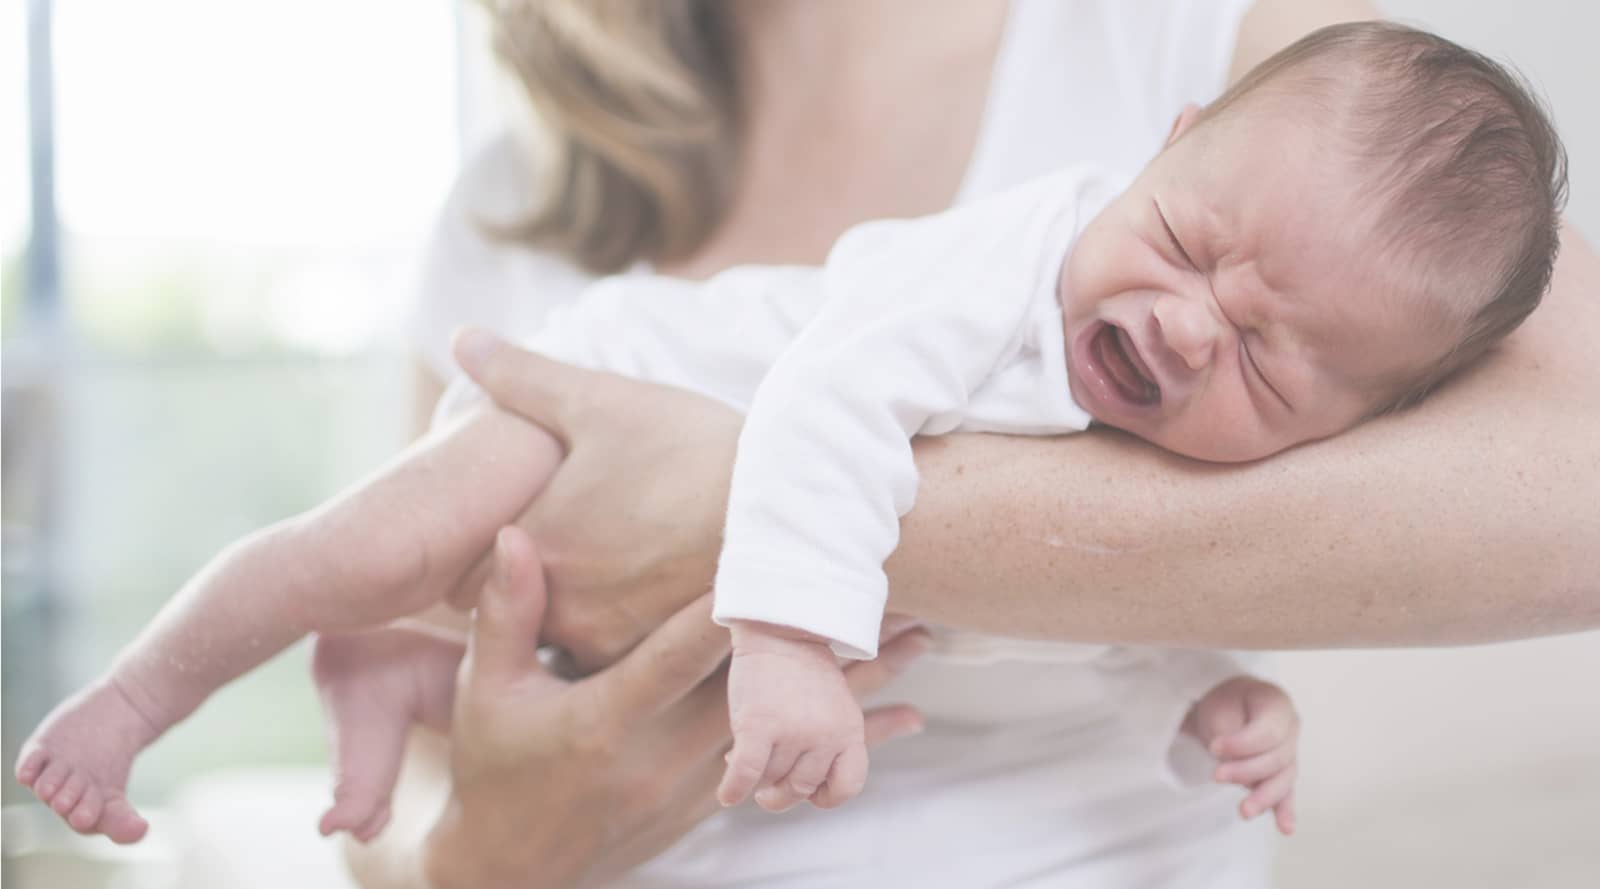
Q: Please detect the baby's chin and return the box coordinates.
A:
[1116,416,1292,465]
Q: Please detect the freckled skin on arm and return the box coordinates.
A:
[889,224,1600,648]
[879,0,1600,648]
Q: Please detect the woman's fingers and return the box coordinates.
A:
[453,327,600,443]
[465,527,550,685]
[591,593,728,719]
[843,628,932,699]
[862,704,924,746]
[879,613,923,639]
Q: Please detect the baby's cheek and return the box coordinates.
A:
[1155,393,1272,463]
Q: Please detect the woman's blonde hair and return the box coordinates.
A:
[484,0,739,273]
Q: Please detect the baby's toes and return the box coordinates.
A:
[319,795,381,838]
[33,760,72,804]
[349,804,393,844]
[99,796,150,845]
[50,772,88,815]
[67,786,105,835]
[14,747,49,786]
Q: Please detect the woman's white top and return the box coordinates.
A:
[411,1,1267,886]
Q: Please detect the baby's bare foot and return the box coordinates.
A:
[15,680,163,843]
[311,627,463,842]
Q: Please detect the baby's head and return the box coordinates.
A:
[1061,21,1567,462]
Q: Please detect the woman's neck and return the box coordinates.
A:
[659,0,1009,280]
[727,0,1008,108]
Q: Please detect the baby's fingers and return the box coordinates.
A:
[1214,743,1295,787]
[810,743,868,810]
[1274,788,1297,836]
[756,749,835,813]
[1240,763,1297,825]
[717,736,773,807]
[1211,708,1297,760]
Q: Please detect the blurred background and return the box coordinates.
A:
[1,1,1594,887]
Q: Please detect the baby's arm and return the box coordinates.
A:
[714,179,1092,810]
[1182,675,1301,836]
[15,405,560,842]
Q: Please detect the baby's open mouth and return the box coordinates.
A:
[1092,323,1160,406]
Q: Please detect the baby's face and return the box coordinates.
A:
[1060,103,1452,462]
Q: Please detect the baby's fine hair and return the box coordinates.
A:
[1208,21,1569,412]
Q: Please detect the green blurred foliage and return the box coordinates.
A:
[2,240,410,804]
[2,247,23,337]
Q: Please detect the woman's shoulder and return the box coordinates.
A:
[409,133,598,381]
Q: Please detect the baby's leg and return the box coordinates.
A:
[311,626,464,842]
[15,407,559,841]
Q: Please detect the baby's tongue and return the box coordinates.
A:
[1101,326,1158,404]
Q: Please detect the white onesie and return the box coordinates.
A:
[441,167,1128,664]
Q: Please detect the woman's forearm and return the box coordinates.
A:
[457,229,1596,661]
[889,226,1600,648]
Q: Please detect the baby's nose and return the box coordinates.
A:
[1152,295,1222,372]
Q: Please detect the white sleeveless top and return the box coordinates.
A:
[411,2,1271,886]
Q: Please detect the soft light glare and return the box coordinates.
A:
[3,0,27,259]
[53,0,458,249]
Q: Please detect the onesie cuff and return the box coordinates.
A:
[712,554,886,660]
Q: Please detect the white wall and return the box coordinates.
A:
[1379,0,1597,233]
[1273,4,1600,885]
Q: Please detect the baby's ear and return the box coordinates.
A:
[1165,103,1206,147]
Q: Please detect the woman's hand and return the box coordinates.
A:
[450,329,740,670]
[423,526,929,889]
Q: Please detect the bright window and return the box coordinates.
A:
[3,0,461,803]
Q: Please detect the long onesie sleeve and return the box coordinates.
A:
[711,169,1116,658]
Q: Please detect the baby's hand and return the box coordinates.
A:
[1183,675,1300,836]
[718,622,867,813]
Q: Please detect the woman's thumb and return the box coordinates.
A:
[466,526,549,684]
[452,327,583,439]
